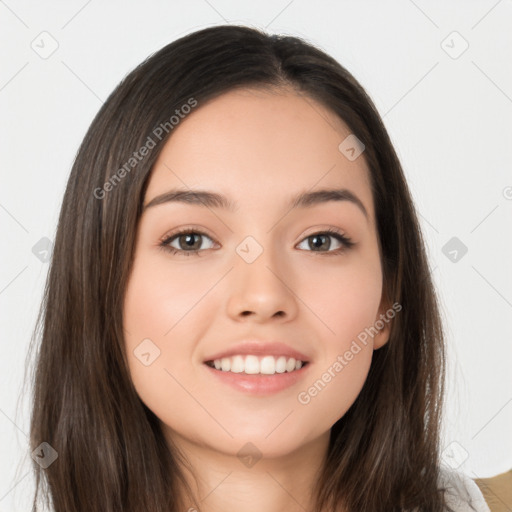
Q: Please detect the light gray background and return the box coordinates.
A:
[1,1,511,510]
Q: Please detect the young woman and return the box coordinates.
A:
[26,24,490,512]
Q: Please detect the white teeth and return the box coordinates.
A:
[244,355,260,374]
[208,355,305,375]
[231,355,244,373]
[260,356,275,374]
[285,357,296,372]
[275,356,287,373]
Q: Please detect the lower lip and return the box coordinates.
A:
[203,362,311,395]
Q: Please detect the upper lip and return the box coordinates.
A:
[203,340,311,363]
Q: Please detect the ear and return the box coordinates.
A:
[372,293,394,350]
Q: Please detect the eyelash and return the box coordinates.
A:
[158,227,355,257]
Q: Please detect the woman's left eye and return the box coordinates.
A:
[159,228,354,257]
[296,230,354,255]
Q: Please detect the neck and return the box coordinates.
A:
[166,430,330,512]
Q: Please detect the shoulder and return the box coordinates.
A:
[438,466,491,512]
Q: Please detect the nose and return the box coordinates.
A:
[225,242,299,323]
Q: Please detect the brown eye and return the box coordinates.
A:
[175,233,203,251]
[296,230,354,254]
[308,233,332,251]
[160,230,216,256]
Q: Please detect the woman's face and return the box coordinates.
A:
[123,87,391,460]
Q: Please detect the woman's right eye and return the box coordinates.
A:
[159,230,216,257]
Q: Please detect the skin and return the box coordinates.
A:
[123,86,391,512]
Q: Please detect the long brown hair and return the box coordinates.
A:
[24,24,449,511]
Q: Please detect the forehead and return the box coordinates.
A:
[145,87,374,221]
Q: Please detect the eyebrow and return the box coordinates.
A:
[143,187,368,219]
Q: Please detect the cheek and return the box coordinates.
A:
[304,257,383,351]
[123,254,214,341]
[296,343,373,429]
[122,259,200,413]
[288,261,382,426]
[295,274,378,425]
[122,249,229,402]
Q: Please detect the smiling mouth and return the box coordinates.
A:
[204,355,309,375]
